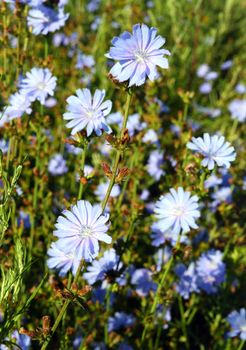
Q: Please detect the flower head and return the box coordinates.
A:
[147,150,164,180]
[227,309,246,340]
[4,92,32,120]
[175,263,199,299]
[20,68,57,105]
[196,249,226,294]
[106,23,170,87]
[54,200,111,262]
[48,154,68,176]
[63,89,112,136]
[131,268,157,296]
[83,248,121,285]
[228,99,246,122]
[187,133,236,170]
[108,312,135,332]
[47,242,80,276]
[154,187,200,235]
[27,5,69,35]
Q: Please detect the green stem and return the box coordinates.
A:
[237,340,245,350]
[104,285,111,346]
[40,260,84,350]
[78,142,88,200]
[101,92,132,212]
[178,295,190,349]
[141,234,181,344]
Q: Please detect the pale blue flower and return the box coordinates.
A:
[95,181,120,201]
[151,222,188,247]
[76,51,95,69]
[11,330,31,350]
[199,82,212,94]
[227,309,246,340]
[20,68,57,105]
[83,248,121,285]
[228,99,246,122]
[4,92,32,120]
[196,64,210,78]
[175,263,199,299]
[154,187,200,235]
[108,312,135,332]
[142,129,158,144]
[54,200,111,262]
[147,150,164,180]
[221,60,233,70]
[48,154,68,175]
[196,249,226,294]
[235,83,246,94]
[47,242,80,276]
[27,5,69,35]
[63,89,112,136]
[0,139,9,154]
[204,174,222,189]
[106,23,170,87]
[187,133,236,170]
[131,268,157,296]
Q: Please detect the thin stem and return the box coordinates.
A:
[104,285,111,346]
[40,260,84,350]
[101,92,132,212]
[78,142,88,200]
[141,234,181,344]
[237,340,245,350]
[178,295,190,349]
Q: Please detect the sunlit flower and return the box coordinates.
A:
[20,68,57,105]
[187,133,236,170]
[106,23,170,87]
[175,263,199,299]
[48,154,68,176]
[47,242,80,276]
[63,89,112,136]
[154,187,200,234]
[54,200,111,262]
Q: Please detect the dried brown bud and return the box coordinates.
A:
[102,162,112,178]
[42,316,51,335]
[19,328,36,338]
[77,285,92,296]
[121,129,130,145]
[184,163,196,174]
[115,167,130,183]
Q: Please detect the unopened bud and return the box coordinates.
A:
[102,162,112,178]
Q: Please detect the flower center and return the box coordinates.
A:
[37,82,46,90]
[173,205,185,217]
[80,225,93,237]
[134,50,148,63]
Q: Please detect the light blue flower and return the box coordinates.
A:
[154,187,200,235]
[131,268,157,296]
[20,68,57,105]
[83,248,121,285]
[199,82,212,94]
[106,23,170,87]
[54,200,111,262]
[47,242,80,276]
[108,312,135,332]
[196,64,210,78]
[196,249,225,294]
[227,308,246,340]
[147,149,164,180]
[4,92,32,120]
[48,154,68,176]
[63,89,112,136]
[76,51,95,69]
[27,5,69,35]
[228,99,246,122]
[95,181,120,201]
[187,133,236,170]
[151,222,188,248]
[175,263,199,299]
[0,139,9,154]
